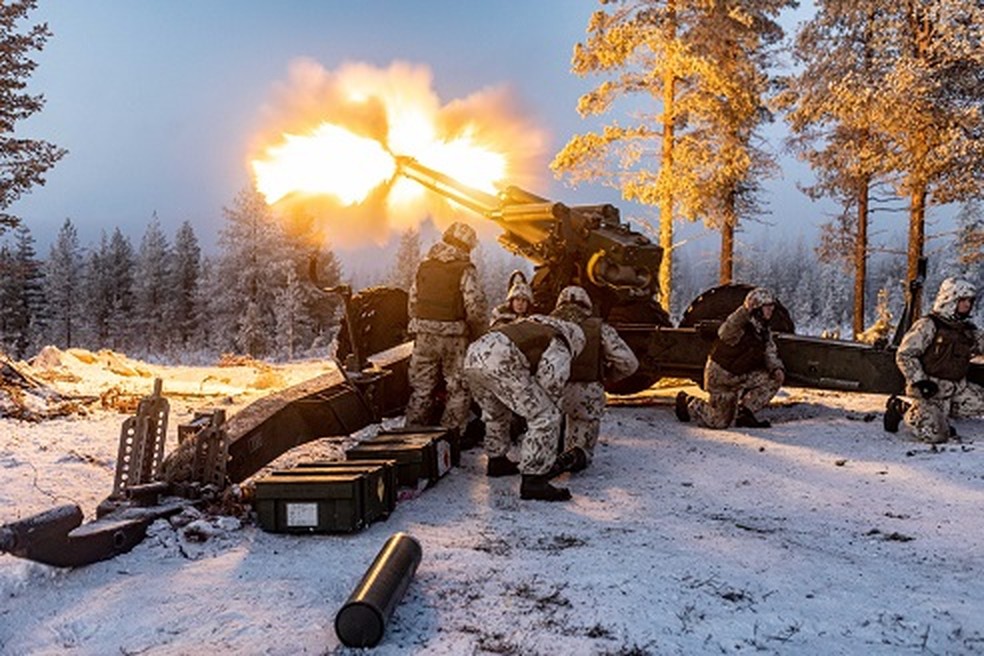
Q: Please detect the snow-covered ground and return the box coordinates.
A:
[2,350,983,655]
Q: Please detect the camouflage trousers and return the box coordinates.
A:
[904,378,984,443]
[560,381,605,464]
[463,333,560,476]
[405,332,470,434]
[689,360,781,429]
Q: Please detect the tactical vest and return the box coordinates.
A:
[922,314,977,381]
[569,318,603,383]
[494,320,560,371]
[415,258,471,321]
[709,323,768,376]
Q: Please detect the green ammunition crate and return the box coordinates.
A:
[272,462,396,519]
[346,431,453,487]
[373,427,461,467]
[253,473,368,533]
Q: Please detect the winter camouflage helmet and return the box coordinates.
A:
[932,277,977,319]
[743,287,776,311]
[442,221,478,252]
[506,279,534,303]
[555,285,593,311]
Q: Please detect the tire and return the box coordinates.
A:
[605,299,673,395]
[679,284,795,334]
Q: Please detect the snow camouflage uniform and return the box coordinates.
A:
[683,287,784,429]
[463,314,585,478]
[489,278,534,328]
[894,278,984,443]
[406,222,488,434]
[554,287,638,468]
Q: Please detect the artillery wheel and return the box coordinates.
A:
[679,284,795,334]
[605,299,673,395]
[337,286,410,362]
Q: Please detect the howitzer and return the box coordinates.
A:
[391,157,962,394]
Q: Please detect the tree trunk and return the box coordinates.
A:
[657,0,677,313]
[719,198,735,285]
[852,181,869,338]
[907,184,926,320]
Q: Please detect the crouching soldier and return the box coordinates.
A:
[675,287,785,429]
[885,277,984,442]
[463,308,585,501]
[552,286,638,474]
[405,221,488,436]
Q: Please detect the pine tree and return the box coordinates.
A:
[553,0,793,309]
[783,2,898,339]
[105,228,135,351]
[214,187,294,357]
[0,0,66,232]
[80,231,112,347]
[387,228,420,291]
[166,221,201,353]
[132,215,171,355]
[273,268,307,360]
[42,218,82,348]
[0,224,43,356]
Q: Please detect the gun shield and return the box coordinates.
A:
[334,532,422,648]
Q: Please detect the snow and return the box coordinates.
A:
[2,350,984,655]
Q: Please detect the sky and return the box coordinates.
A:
[10,1,871,265]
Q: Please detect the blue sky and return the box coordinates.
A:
[13,1,847,262]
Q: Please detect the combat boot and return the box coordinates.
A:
[486,455,520,477]
[674,391,691,423]
[545,447,588,479]
[520,475,572,501]
[883,395,910,433]
[735,406,771,428]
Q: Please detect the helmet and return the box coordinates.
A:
[506,279,534,303]
[555,286,592,311]
[933,277,976,320]
[442,221,478,252]
[743,287,776,311]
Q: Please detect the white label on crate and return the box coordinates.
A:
[286,502,318,527]
[436,439,452,477]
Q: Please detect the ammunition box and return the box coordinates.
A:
[253,473,369,534]
[272,462,396,519]
[345,429,454,487]
[374,428,461,467]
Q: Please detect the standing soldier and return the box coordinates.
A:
[552,286,638,474]
[463,308,585,501]
[675,287,785,429]
[885,277,984,442]
[405,222,488,436]
[489,272,534,328]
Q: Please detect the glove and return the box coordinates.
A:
[913,379,939,399]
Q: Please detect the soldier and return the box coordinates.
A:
[552,286,639,474]
[405,221,488,436]
[463,306,585,501]
[675,287,785,429]
[884,277,984,442]
[490,273,534,328]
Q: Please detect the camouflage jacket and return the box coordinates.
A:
[408,241,488,338]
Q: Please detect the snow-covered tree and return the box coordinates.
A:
[132,215,171,356]
[41,219,83,347]
[214,187,295,357]
[0,224,43,356]
[165,220,201,353]
[552,0,794,308]
[386,228,420,291]
[0,0,66,232]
